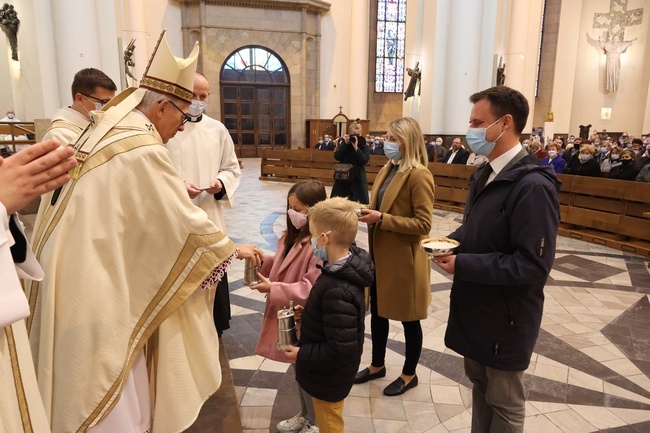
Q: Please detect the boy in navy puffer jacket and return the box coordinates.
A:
[285,197,374,433]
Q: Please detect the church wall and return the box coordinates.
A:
[317,0,379,131]
[401,0,424,126]
[533,0,563,129]
[566,0,648,136]
[319,0,350,119]
[365,0,403,133]
[411,0,437,134]
[182,2,325,148]
[0,0,53,120]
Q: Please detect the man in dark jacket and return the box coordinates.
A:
[434,86,560,433]
[442,137,469,164]
[285,197,374,433]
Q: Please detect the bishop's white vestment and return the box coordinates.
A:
[27,88,237,433]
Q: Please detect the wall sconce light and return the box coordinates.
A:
[0,3,20,61]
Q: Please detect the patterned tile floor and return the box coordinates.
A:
[222,159,650,433]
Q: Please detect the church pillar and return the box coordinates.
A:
[121,0,149,84]
[402,0,425,121]
[644,78,650,134]
[51,0,103,104]
[442,0,484,134]
[416,0,438,133]
[504,0,529,92]
[51,0,120,103]
[348,0,369,122]
[504,0,543,133]
[551,0,582,135]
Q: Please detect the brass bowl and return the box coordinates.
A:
[419,238,460,258]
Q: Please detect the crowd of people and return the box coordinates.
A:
[521,132,650,181]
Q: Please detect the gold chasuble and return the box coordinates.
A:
[27,33,236,433]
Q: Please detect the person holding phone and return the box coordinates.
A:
[330,120,371,204]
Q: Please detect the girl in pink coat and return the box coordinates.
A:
[250,180,327,433]
[251,180,326,363]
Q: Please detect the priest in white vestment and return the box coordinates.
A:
[27,31,259,433]
[0,140,78,433]
[0,209,51,433]
[42,68,117,146]
[35,68,117,224]
[166,72,241,335]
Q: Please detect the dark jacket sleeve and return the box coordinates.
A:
[454,178,559,286]
[457,149,469,164]
[333,141,348,161]
[297,288,360,371]
[353,143,371,166]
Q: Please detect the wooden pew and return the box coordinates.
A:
[260,148,389,187]
[429,163,476,213]
[0,122,37,152]
[259,150,650,257]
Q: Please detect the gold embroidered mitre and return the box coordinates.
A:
[140,30,199,102]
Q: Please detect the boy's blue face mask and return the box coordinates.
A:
[310,231,331,262]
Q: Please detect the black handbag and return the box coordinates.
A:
[334,163,355,182]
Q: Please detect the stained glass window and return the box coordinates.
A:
[376,0,407,93]
[222,46,288,84]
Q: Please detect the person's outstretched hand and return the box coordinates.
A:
[236,243,264,266]
[0,140,77,215]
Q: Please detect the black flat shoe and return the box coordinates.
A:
[354,366,387,384]
[383,375,418,396]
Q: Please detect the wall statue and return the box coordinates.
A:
[496,56,506,86]
[124,39,137,87]
[596,33,636,92]
[0,3,19,61]
[403,62,421,101]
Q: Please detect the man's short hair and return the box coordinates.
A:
[469,86,529,135]
[71,68,117,100]
[309,197,359,246]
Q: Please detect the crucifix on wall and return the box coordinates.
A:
[586,0,643,92]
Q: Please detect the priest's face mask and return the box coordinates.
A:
[157,99,191,143]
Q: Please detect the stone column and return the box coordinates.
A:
[442,0,484,134]
[504,0,544,133]
[51,0,103,104]
[414,0,438,133]
[403,0,425,121]
[504,0,530,92]
[348,0,369,122]
[551,0,583,135]
[121,0,148,83]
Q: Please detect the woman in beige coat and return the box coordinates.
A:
[356,117,435,396]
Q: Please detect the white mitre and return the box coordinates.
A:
[139,29,199,102]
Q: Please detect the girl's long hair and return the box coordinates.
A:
[284,180,327,257]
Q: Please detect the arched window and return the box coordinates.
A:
[375,0,407,93]
[221,46,290,157]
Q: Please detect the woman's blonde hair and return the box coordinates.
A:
[580,144,596,155]
[387,117,428,172]
[349,118,362,134]
[530,140,541,152]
